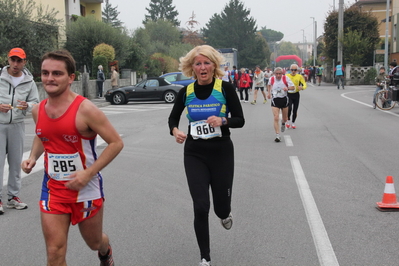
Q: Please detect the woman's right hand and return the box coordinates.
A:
[173,128,187,144]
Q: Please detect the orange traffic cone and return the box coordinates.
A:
[376,176,399,211]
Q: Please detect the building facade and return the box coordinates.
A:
[34,0,102,43]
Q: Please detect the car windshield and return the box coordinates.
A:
[136,80,146,87]
[180,74,192,81]
[163,75,176,83]
[162,79,172,85]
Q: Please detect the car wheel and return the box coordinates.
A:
[111,92,126,105]
[164,91,177,103]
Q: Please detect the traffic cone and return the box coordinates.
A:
[376,176,399,211]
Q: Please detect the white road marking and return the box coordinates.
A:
[341,90,399,118]
[284,135,293,146]
[101,105,171,115]
[290,156,340,266]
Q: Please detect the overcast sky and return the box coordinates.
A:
[110,0,357,43]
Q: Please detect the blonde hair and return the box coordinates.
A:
[179,45,225,79]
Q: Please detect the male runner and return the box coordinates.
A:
[21,50,123,266]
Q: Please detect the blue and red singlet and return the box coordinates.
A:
[36,95,103,206]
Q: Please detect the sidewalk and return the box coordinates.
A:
[91,98,110,108]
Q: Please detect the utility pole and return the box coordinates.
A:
[301,29,305,66]
[337,0,344,63]
[384,0,390,69]
[315,21,318,65]
[311,17,317,66]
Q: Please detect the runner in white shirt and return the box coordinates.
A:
[221,66,231,83]
[266,67,295,142]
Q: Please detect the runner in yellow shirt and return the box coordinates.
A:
[285,64,307,129]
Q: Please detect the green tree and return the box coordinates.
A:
[102,0,123,28]
[146,52,178,76]
[259,27,284,43]
[168,43,194,61]
[275,41,300,68]
[202,0,268,68]
[143,0,180,27]
[124,39,146,72]
[134,21,180,57]
[343,30,373,66]
[0,0,61,74]
[324,6,379,65]
[93,43,116,62]
[65,16,130,76]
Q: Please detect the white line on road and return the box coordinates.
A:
[290,156,339,266]
[284,135,293,146]
[341,91,399,118]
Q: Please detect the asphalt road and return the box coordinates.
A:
[1,82,399,266]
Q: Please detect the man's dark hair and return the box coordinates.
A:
[390,61,397,67]
[41,50,76,75]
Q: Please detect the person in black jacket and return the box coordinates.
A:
[96,65,105,98]
[168,45,245,266]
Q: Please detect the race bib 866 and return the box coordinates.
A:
[190,120,222,140]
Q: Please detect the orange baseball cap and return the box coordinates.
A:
[8,48,26,59]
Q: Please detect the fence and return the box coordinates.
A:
[35,70,135,100]
[322,64,380,85]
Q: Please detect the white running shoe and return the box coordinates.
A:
[221,212,233,230]
[7,196,28,210]
[199,258,211,266]
[281,123,285,133]
[0,201,4,214]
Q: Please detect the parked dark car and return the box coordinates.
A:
[160,72,195,87]
[105,77,184,105]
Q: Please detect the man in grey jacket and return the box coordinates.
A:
[0,48,39,214]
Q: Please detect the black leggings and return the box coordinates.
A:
[184,137,234,261]
[239,87,249,101]
[287,92,300,122]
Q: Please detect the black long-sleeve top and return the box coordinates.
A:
[168,79,245,139]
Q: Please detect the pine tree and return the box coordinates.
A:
[102,0,123,28]
[143,0,180,27]
[202,0,269,67]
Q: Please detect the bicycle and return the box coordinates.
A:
[375,80,397,110]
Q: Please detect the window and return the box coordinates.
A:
[164,74,177,82]
[146,80,159,87]
[180,74,192,81]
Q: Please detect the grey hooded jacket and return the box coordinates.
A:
[0,66,39,124]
